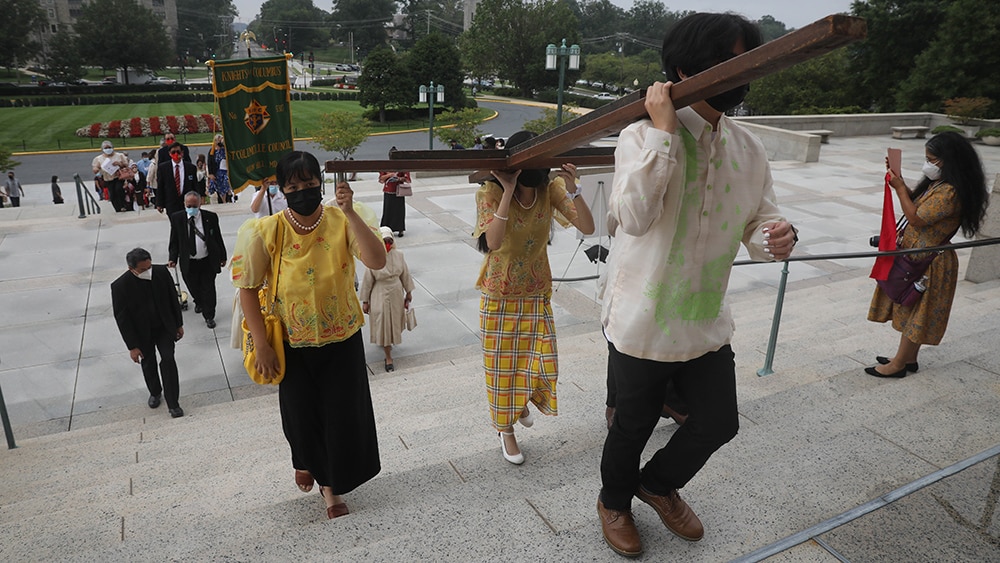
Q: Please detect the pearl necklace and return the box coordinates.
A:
[285,207,324,231]
[514,190,536,210]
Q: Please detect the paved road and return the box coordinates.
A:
[11,101,545,185]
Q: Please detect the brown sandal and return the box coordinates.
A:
[319,486,349,519]
[326,503,349,519]
[295,470,314,493]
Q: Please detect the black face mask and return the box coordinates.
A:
[285,187,323,216]
[518,168,549,188]
[706,83,750,113]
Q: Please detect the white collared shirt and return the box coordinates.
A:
[190,211,209,259]
[601,107,786,362]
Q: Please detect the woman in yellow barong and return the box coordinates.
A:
[232,151,386,519]
[473,130,595,465]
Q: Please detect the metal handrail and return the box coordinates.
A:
[554,236,1000,376]
[73,173,102,218]
[745,237,1000,375]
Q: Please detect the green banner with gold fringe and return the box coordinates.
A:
[209,54,294,193]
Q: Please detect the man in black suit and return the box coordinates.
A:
[111,248,185,418]
[156,142,198,216]
[168,191,228,328]
[155,133,191,165]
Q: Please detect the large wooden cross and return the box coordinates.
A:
[325,14,866,177]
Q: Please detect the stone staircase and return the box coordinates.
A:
[2,270,1000,561]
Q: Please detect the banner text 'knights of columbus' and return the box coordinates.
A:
[210,54,293,193]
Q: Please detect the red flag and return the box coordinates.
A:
[870,171,897,280]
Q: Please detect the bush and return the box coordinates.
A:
[943,97,993,125]
[975,127,1000,138]
[931,125,965,134]
[360,107,423,122]
[790,106,868,115]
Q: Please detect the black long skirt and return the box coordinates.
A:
[279,331,381,495]
[381,192,406,234]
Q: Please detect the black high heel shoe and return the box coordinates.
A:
[875,356,919,373]
[864,365,908,378]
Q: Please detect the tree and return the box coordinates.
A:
[459,0,580,97]
[312,112,371,159]
[331,0,396,58]
[404,32,465,110]
[622,0,686,56]
[756,15,790,42]
[252,0,329,55]
[0,0,44,72]
[433,108,486,147]
[894,0,1000,111]
[0,146,20,171]
[522,107,578,134]
[399,0,464,47]
[744,50,857,115]
[74,0,171,83]
[846,0,948,111]
[357,47,412,122]
[44,32,86,84]
[572,0,625,54]
[176,0,237,62]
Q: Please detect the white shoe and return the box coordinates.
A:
[499,431,524,465]
[518,406,534,428]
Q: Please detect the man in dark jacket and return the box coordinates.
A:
[111,248,185,418]
[168,191,228,328]
[156,143,198,215]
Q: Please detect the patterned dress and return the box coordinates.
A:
[868,182,961,345]
[473,177,578,430]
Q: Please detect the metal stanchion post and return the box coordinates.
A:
[757,260,790,376]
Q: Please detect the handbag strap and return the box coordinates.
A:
[265,216,284,313]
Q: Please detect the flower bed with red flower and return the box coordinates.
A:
[75,115,221,137]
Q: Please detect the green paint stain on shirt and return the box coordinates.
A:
[731,159,740,171]
[725,184,731,193]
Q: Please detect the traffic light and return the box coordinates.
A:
[300,52,305,64]
[308,51,314,62]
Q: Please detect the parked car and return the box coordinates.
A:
[594,92,618,101]
[334,63,353,72]
[146,76,177,85]
[100,77,118,85]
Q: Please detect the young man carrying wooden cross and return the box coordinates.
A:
[597,13,799,557]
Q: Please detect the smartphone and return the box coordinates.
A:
[887,148,902,177]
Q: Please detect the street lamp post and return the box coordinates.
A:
[419,82,444,150]
[545,38,580,127]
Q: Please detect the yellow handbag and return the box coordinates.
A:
[242,221,286,384]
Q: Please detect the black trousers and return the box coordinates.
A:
[606,340,688,414]
[279,331,381,495]
[181,258,218,320]
[138,324,180,409]
[108,179,126,211]
[600,342,739,510]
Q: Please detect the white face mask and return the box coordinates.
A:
[103,147,114,155]
[134,268,152,281]
[921,161,942,181]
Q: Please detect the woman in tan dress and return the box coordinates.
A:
[361,226,414,372]
[867,132,989,378]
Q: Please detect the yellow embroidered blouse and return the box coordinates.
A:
[474,176,578,298]
[231,207,365,347]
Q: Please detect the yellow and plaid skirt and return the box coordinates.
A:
[480,294,558,430]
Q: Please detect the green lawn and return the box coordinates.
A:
[0,100,433,153]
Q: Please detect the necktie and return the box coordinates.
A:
[175,164,181,196]
[188,216,197,256]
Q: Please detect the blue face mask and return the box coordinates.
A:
[268,185,278,195]
[185,207,199,218]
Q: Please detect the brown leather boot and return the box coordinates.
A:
[597,497,642,557]
[636,486,704,541]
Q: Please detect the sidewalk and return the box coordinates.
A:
[0,135,998,560]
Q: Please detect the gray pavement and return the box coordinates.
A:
[1,125,999,561]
